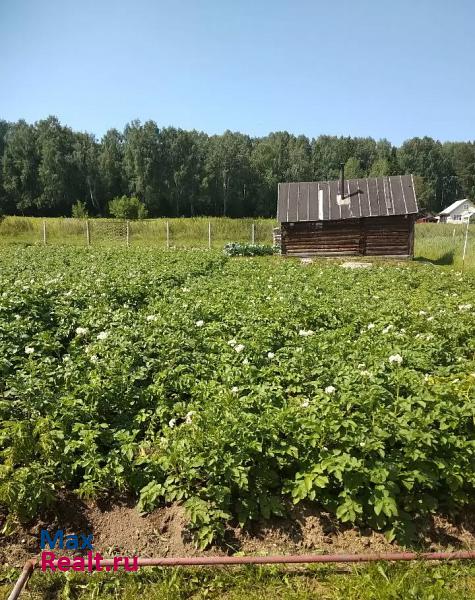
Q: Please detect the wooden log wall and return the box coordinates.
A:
[281,215,414,257]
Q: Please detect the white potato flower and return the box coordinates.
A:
[299,329,314,337]
[195,320,204,327]
[168,418,176,428]
[382,325,394,334]
[367,323,375,330]
[97,331,109,340]
[389,354,403,365]
[185,411,196,425]
[234,344,245,353]
[227,339,237,346]
[267,352,275,359]
[75,327,88,336]
[25,346,34,355]
[324,385,336,394]
[301,399,310,408]
[231,386,239,393]
[146,315,157,322]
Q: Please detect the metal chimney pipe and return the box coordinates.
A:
[340,162,345,199]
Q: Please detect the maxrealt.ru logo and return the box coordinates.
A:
[40,530,138,572]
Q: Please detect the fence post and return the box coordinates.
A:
[166,221,170,249]
[42,220,47,246]
[251,223,255,244]
[461,221,469,272]
[86,220,90,246]
[126,220,130,247]
[208,221,211,249]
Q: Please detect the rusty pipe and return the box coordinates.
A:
[8,551,475,598]
[7,559,35,600]
[97,551,475,567]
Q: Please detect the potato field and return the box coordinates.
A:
[0,247,474,549]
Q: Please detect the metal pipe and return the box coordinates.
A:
[340,162,345,199]
[99,551,475,567]
[7,559,35,600]
[8,551,475,598]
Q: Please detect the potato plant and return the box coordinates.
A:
[0,247,474,547]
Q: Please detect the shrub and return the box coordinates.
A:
[224,242,276,257]
[71,201,88,219]
[108,196,148,220]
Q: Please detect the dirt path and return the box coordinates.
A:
[1,497,474,567]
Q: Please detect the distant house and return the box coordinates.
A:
[276,172,418,258]
[438,199,475,224]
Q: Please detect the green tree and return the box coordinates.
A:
[71,200,88,218]
[108,195,148,219]
[250,132,311,216]
[441,142,475,200]
[99,129,125,206]
[2,120,40,214]
[397,137,455,211]
[369,158,391,177]
[204,131,253,217]
[344,156,364,179]
[36,116,78,215]
[311,136,356,180]
[73,132,101,214]
[0,120,11,213]
[159,127,207,217]
[123,120,162,215]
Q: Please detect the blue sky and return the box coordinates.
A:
[1,0,474,145]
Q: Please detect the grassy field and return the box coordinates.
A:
[1,562,475,599]
[0,216,474,271]
[0,216,276,248]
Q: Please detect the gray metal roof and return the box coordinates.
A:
[277,175,418,223]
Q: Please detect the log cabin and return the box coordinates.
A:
[277,172,418,258]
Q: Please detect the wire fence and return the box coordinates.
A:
[0,217,277,248]
[0,217,473,270]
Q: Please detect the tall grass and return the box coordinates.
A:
[0,217,277,248]
[0,217,473,271]
[415,223,475,271]
[2,562,475,600]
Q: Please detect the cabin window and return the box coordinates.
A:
[453,214,462,221]
[463,203,469,210]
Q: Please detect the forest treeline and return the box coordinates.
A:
[0,116,474,218]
